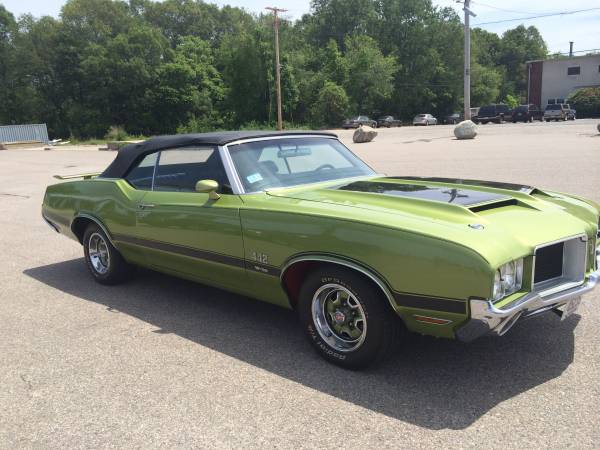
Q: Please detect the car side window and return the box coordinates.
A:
[125,152,158,190]
[153,147,231,193]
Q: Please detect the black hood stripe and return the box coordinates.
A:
[334,181,511,208]
[386,176,534,193]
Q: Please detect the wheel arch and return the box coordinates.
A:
[280,254,398,313]
[71,213,115,246]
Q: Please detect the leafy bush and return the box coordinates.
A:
[310,81,349,128]
[504,94,519,109]
[567,88,600,118]
[176,116,219,134]
[105,125,128,141]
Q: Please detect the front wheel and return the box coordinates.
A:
[297,267,401,369]
[83,224,135,285]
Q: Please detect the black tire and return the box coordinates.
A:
[297,266,402,369]
[83,224,135,285]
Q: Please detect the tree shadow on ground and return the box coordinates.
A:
[24,259,578,430]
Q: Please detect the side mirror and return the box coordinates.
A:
[195,179,220,200]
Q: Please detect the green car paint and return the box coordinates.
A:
[42,140,600,341]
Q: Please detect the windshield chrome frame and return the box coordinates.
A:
[220,134,378,195]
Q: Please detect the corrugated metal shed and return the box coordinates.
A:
[0,124,49,144]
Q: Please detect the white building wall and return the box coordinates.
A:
[540,55,600,106]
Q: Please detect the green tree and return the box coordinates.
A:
[343,35,397,113]
[152,36,225,133]
[310,81,349,127]
[470,63,502,106]
[567,87,600,118]
[498,25,547,100]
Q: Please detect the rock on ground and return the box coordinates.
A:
[353,125,377,143]
[454,120,478,140]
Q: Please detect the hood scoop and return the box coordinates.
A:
[334,181,513,209]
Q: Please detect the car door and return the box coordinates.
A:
[129,146,247,290]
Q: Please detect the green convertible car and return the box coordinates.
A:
[42,131,600,368]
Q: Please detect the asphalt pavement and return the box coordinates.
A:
[1,119,599,448]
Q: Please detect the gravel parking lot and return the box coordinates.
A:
[1,119,599,448]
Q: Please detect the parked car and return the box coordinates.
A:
[470,107,480,121]
[413,114,437,126]
[511,104,543,123]
[562,103,576,120]
[444,112,463,124]
[544,104,568,121]
[377,115,401,128]
[42,131,600,369]
[342,116,377,129]
[475,104,512,124]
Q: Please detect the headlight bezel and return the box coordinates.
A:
[493,258,524,301]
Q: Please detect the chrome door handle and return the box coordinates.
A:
[138,203,155,210]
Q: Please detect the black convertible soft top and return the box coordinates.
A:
[99,130,338,178]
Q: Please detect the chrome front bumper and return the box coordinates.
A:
[456,269,599,342]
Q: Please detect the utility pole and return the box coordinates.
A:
[265,6,287,130]
[461,0,476,120]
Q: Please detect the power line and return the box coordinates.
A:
[473,7,600,26]
[470,2,538,16]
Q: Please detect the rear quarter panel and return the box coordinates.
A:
[43,179,146,261]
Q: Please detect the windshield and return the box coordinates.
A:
[546,104,561,110]
[515,105,527,112]
[228,137,375,192]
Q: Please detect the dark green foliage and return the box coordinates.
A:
[567,88,600,118]
[0,0,548,138]
[311,81,349,127]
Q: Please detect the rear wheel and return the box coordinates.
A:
[83,224,134,285]
[297,266,401,369]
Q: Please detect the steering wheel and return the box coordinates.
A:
[314,164,335,171]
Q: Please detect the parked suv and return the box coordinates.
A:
[544,104,568,121]
[475,104,511,124]
[511,104,543,123]
[342,116,377,129]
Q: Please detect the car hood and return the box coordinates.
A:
[266,176,598,267]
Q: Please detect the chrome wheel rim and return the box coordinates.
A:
[311,283,367,352]
[88,232,110,275]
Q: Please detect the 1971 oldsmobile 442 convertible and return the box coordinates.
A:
[42,131,600,369]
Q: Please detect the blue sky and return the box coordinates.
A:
[1,0,599,54]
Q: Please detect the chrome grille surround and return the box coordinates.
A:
[532,234,588,297]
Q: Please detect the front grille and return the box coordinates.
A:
[534,242,564,282]
[533,236,587,294]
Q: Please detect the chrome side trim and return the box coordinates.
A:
[280,254,399,312]
[224,134,338,147]
[456,268,599,342]
[218,145,245,195]
[71,213,116,246]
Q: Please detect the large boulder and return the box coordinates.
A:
[454,120,478,140]
[353,125,377,143]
